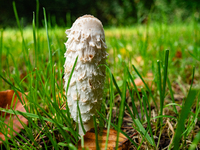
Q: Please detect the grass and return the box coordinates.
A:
[0,6,200,150]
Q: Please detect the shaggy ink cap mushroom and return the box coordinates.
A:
[64,15,108,135]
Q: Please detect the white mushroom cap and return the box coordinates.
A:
[66,15,106,44]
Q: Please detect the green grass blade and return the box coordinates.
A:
[160,50,169,123]
[151,115,177,121]
[141,89,155,146]
[0,29,3,88]
[35,0,40,62]
[113,72,139,125]
[172,89,198,149]
[77,101,86,135]
[132,64,158,110]
[65,56,78,94]
[0,107,62,126]
[97,111,138,148]
[172,67,197,149]
[127,83,140,119]
[32,12,37,67]
[12,1,30,69]
[115,67,140,121]
[167,77,178,114]
[134,119,155,146]
[115,67,127,149]
[12,2,23,34]
[157,60,163,125]
[36,0,39,29]
[43,7,56,110]
[103,65,114,150]
[93,116,100,150]
[112,73,122,96]
[43,7,52,69]
[162,50,169,98]
[189,131,200,150]
[68,143,78,150]
[126,67,143,122]
[112,68,140,148]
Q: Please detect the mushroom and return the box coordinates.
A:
[64,15,107,135]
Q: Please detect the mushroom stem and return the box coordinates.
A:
[79,117,94,136]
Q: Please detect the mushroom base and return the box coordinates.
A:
[79,117,94,136]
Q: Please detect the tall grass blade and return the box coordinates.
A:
[162,50,169,88]
[141,89,155,146]
[161,50,169,122]
[32,12,39,112]
[12,1,30,69]
[115,67,127,149]
[93,116,100,150]
[172,89,198,149]
[65,56,78,93]
[132,64,158,110]
[113,72,138,123]
[77,101,86,135]
[32,12,37,67]
[36,0,40,61]
[102,65,114,150]
[167,77,178,114]
[127,83,140,119]
[0,29,3,87]
[112,68,140,148]
[157,60,163,125]
[112,74,121,96]
[43,7,52,69]
[127,67,143,121]
[172,67,197,149]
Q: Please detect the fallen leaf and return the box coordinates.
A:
[0,90,28,144]
[133,72,154,91]
[172,50,182,61]
[78,128,130,150]
[175,50,182,58]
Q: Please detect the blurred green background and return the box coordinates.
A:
[0,0,199,27]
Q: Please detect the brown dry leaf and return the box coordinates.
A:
[133,72,154,91]
[78,128,130,150]
[175,50,182,58]
[172,50,182,61]
[0,90,28,144]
